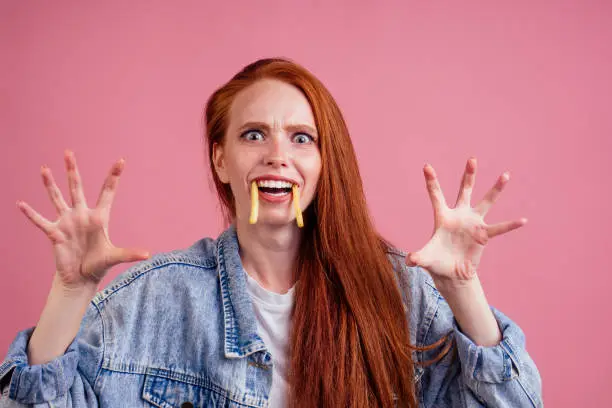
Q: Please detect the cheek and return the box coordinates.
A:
[302,154,322,193]
[310,153,323,181]
[224,160,250,200]
[226,150,255,181]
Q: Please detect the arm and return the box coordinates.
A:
[429,277,542,407]
[0,299,104,407]
[403,158,542,406]
[1,151,148,406]
[433,272,542,406]
[28,275,97,366]
[433,275,501,347]
[398,263,542,408]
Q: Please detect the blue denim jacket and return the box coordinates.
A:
[0,225,542,407]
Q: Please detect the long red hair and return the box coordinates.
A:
[204,58,448,407]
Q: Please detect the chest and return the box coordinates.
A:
[96,296,275,407]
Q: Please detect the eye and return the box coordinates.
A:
[292,133,314,144]
[241,130,264,141]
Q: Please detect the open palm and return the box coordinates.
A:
[17,151,150,289]
[406,158,526,282]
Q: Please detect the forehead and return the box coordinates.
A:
[229,79,315,127]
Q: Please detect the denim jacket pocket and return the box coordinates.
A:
[142,367,259,408]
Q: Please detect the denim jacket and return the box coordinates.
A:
[0,225,542,407]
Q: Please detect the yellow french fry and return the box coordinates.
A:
[292,184,304,228]
[249,181,259,224]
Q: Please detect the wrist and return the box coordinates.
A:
[432,273,480,295]
[433,274,502,346]
[51,273,98,300]
[28,274,98,365]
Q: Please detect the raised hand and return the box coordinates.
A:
[17,150,150,290]
[406,158,526,284]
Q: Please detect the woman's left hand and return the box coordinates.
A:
[406,158,527,285]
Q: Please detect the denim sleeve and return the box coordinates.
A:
[450,306,543,407]
[414,269,543,408]
[387,252,543,408]
[0,303,103,407]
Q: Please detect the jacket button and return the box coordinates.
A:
[181,402,194,408]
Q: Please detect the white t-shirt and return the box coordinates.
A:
[245,272,295,408]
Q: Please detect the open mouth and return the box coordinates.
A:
[249,178,304,227]
[256,180,294,196]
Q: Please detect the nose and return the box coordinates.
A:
[264,135,289,168]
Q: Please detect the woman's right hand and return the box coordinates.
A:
[17,150,150,291]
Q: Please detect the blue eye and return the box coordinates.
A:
[242,130,264,141]
[293,133,314,144]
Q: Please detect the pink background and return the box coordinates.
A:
[1,1,610,405]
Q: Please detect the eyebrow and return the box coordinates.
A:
[238,121,318,137]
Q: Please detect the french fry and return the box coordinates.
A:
[292,184,304,228]
[249,181,259,224]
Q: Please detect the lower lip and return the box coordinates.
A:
[258,190,292,203]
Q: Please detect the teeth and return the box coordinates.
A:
[257,179,293,188]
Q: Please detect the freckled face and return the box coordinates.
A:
[213,79,322,227]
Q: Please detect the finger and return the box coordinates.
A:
[455,158,477,208]
[423,164,447,214]
[41,165,70,214]
[405,250,435,270]
[16,200,57,238]
[455,259,476,280]
[96,158,125,214]
[108,247,151,266]
[475,171,510,216]
[471,224,489,245]
[405,252,419,267]
[65,150,87,208]
[487,218,527,238]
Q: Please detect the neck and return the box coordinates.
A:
[235,219,301,294]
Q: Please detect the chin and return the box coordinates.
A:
[262,219,296,228]
[251,214,295,228]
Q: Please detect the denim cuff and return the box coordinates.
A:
[0,328,80,404]
[453,308,525,384]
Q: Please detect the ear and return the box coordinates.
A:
[212,142,230,184]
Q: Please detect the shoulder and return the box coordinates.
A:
[82,236,229,377]
[385,246,448,346]
[91,236,219,308]
[385,245,438,302]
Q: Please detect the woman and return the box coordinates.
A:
[0,58,542,407]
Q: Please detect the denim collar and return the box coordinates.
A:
[216,224,268,359]
[215,224,423,381]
